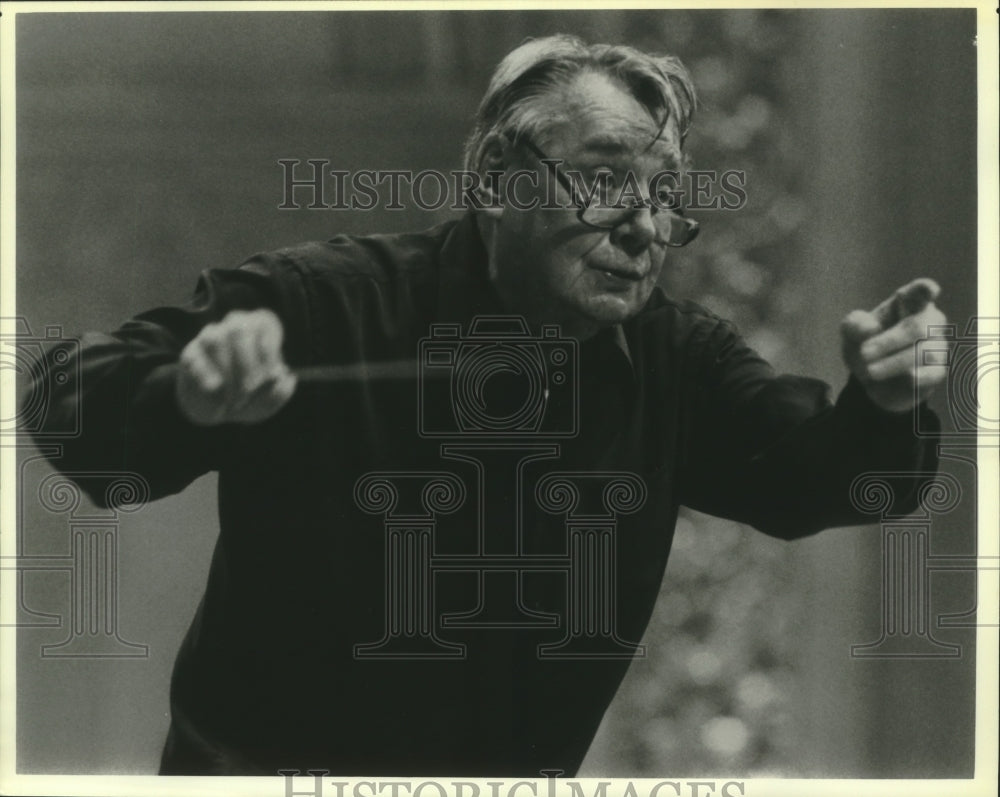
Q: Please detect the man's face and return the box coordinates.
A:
[488,70,683,336]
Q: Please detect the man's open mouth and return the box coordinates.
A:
[594,265,642,282]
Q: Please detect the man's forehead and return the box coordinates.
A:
[539,70,681,162]
[577,131,680,164]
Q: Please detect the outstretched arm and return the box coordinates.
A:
[679,279,946,539]
[26,259,308,505]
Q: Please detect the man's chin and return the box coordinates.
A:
[578,291,644,324]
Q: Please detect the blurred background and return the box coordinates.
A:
[13,8,979,777]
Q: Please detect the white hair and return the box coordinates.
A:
[463,34,697,174]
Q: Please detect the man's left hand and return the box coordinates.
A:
[840,278,949,413]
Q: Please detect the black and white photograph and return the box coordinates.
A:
[1,3,996,796]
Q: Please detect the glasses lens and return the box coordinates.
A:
[580,203,697,246]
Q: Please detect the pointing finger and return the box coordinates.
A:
[871,278,941,328]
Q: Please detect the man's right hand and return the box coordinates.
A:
[176,308,297,426]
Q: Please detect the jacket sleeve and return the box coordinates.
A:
[677,318,941,539]
[24,257,311,507]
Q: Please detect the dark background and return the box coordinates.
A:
[13,9,979,777]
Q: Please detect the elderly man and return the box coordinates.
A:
[32,35,945,776]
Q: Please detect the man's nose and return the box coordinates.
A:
[608,205,658,257]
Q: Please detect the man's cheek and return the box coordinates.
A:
[543,264,580,299]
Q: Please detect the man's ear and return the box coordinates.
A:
[475,133,507,219]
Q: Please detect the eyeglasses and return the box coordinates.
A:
[512,134,700,248]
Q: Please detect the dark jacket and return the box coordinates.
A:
[30,213,938,775]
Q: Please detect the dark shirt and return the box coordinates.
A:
[33,212,938,776]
